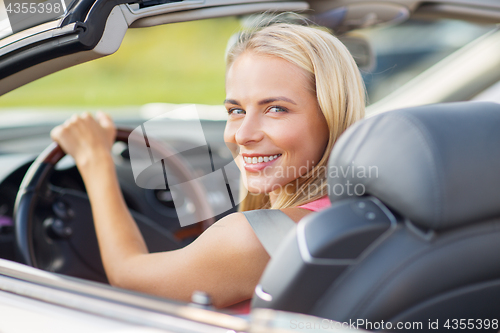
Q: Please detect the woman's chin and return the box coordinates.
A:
[243,180,285,196]
[243,182,271,195]
[245,187,269,195]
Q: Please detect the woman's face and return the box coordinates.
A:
[224,51,329,197]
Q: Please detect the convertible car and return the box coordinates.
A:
[0,0,499,332]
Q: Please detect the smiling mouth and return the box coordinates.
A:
[243,154,282,164]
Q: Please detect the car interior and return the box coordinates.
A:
[0,0,500,332]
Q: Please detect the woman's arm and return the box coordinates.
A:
[83,148,271,306]
[50,113,278,307]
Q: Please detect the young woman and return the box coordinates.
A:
[50,22,365,309]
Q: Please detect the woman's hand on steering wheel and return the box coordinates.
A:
[50,112,116,170]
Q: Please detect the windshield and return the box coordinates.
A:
[355,19,492,104]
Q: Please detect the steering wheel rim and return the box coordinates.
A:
[14,127,215,272]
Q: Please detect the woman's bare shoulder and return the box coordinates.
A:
[213,211,250,227]
[162,212,269,307]
[199,212,268,256]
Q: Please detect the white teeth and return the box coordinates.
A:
[244,154,281,164]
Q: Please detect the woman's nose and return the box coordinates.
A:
[235,115,264,146]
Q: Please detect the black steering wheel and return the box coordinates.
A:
[14,128,214,282]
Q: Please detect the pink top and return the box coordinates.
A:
[297,196,331,212]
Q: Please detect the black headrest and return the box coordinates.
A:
[328,102,500,230]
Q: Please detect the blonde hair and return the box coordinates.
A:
[226,21,366,211]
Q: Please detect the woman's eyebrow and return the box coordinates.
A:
[223,97,297,105]
[258,97,297,105]
[224,99,240,105]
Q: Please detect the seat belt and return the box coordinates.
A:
[241,210,296,257]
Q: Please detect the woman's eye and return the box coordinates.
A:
[228,108,245,115]
[267,106,287,113]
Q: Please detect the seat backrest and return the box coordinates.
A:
[252,102,500,330]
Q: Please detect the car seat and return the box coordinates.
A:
[252,101,500,332]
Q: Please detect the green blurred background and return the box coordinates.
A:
[0,17,241,107]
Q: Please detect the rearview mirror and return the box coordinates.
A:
[338,34,376,71]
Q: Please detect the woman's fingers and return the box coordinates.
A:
[97,111,117,144]
[50,112,116,167]
[50,124,61,142]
